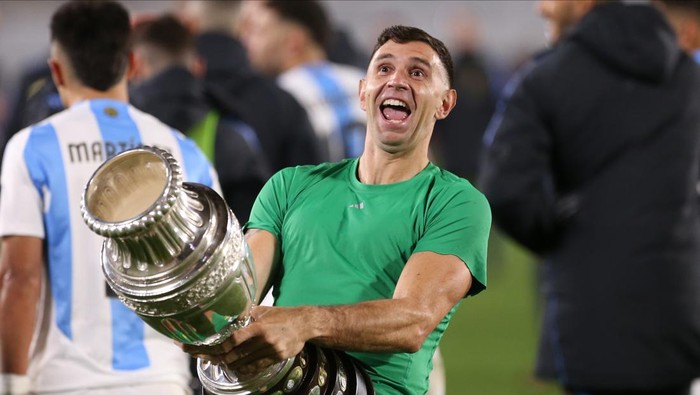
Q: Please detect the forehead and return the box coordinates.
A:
[251,4,280,26]
[371,40,441,66]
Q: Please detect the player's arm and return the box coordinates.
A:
[305,250,471,352]
[244,228,281,304]
[185,251,471,373]
[0,236,44,374]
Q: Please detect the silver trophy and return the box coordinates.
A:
[80,146,373,395]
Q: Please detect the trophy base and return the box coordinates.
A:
[197,344,374,394]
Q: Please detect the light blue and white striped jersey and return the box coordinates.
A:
[277,61,366,162]
[0,99,219,393]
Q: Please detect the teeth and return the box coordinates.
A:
[382,99,407,108]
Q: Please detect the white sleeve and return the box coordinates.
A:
[0,131,45,238]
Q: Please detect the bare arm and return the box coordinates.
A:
[244,229,280,304]
[307,251,471,352]
[0,236,44,374]
[185,250,471,373]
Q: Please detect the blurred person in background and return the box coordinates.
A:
[183,25,490,395]
[479,0,700,394]
[431,8,497,183]
[654,3,700,395]
[178,0,323,172]
[0,1,220,394]
[130,14,269,223]
[1,61,62,174]
[241,0,366,161]
[3,63,60,141]
[654,1,700,62]
[325,27,369,71]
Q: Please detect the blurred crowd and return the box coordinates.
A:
[0,0,517,191]
[3,0,700,394]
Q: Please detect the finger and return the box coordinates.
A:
[233,356,279,376]
[220,338,270,365]
[182,342,228,357]
[228,324,260,346]
[226,351,281,374]
[250,305,271,320]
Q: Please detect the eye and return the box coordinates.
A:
[411,69,425,78]
[378,65,390,74]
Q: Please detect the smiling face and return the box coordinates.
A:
[242,4,292,76]
[359,40,456,156]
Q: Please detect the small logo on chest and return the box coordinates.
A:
[348,202,365,209]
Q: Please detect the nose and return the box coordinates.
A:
[387,71,409,90]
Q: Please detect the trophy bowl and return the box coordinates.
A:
[80,146,374,395]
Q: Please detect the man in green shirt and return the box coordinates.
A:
[186,25,491,394]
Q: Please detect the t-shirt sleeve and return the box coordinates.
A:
[0,131,45,238]
[244,168,293,239]
[413,186,491,296]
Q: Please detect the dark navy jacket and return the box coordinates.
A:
[480,3,700,390]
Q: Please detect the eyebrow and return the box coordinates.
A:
[374,53,432,69]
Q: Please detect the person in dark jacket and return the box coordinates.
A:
[178,0,323,172]
[654,0,700,62]
[479,1,700,394]
[130,14,269,223]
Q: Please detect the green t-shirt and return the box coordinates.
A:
[245,158,490,395]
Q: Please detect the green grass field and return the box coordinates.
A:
[440,231,564,395]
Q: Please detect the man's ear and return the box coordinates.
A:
[435,88,457,120]
[679,19,699,53]
[48,58,65,88]
[359,79,367,112]
[192,56,206,78]
[125,51,138,80]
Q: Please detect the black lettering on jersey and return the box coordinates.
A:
[91,142,103,162]
[105,142,117,159]
[68,143,89,163]
[67,139,142,163]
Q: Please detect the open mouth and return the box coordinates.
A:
[380,99,412,122]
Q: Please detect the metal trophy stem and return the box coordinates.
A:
[80,146,373,395]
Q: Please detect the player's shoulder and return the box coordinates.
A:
[270,159,353,193]
[429,165,489,206]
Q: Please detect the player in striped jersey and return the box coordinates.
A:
[241,0,367,162]
[0,2,219,394]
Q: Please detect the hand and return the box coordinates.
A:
[182,305,311,375]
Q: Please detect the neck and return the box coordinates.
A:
[61,80,129,108]
[283,45,326,71]
[357,144,430,185]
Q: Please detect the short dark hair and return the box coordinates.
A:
[656,0,700,18]
[263,0,330,48]
[371,25,454,88]
[131,14,194,60]
[50,0,131,91]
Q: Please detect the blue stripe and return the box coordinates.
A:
[303,63,364,158]
[90,100,149,370]
[90,100,141,159]
[110,300,148,370]
[175,131,213,188]
[25,124,73,339]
